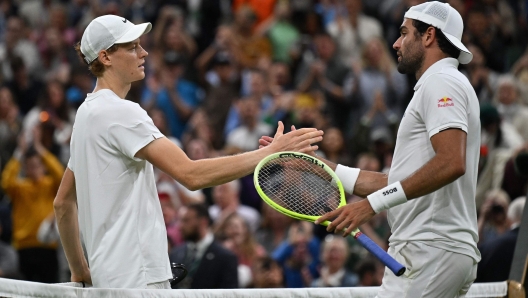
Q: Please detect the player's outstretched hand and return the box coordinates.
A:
[267,122,323,154]
[315,199,375,237]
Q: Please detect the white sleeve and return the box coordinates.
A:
[106,104,164,161]
[420,73,470,139]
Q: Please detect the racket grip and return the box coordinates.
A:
[355,233,406,276]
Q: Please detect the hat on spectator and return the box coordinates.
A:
[404,1,472,64]
[81,15,152,64]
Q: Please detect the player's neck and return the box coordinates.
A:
[93,73,132,99]
[415,52,450,80]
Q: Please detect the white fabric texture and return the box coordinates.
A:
[334,164,360,195]
[367,182,407,214]
[377,242,477,298]
[68,89,172,288]
[388,58,481,263]
[0,278,509,298]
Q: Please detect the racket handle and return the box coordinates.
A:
[355,233,406,276]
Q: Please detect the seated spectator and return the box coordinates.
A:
[209,180,261,233]
[252,256,284,288]
[5,56,43,116]
[226,98,273,153]
[356,258,383,287]
[1,127,63,282]
[272,221,320,288]
[170,204,238,289]
[256,204,295,254]
[216,213,266,287]
[477,197,525,282]
[311,235,358,287]
[494,75,528,142]
[478,189,511,245]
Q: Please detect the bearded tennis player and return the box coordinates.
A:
[259,2,481,296]
[53,15,323,289]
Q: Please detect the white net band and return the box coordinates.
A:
[0,278,509,298]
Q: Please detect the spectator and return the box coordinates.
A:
[197,52,240,149]
[1,127,63,283]
[311,235,358,287]
[494,75,528,142]
[478,189,511,245]
[356,259,383,287]
[295,31,351,130]
[464,7,506,72]
[477,196,525,282]
[5,56,43,116]
[142,51,203,139]
[216,213,266,287]
[252,256,284,288]
[463,44,499,104]
[22,80,75,165]
[256,204,295,254]
[0,16,42,81]
[272,221,320,288]
[0,87,21,171]
[319,127,353,166]
[256,1,300,63]
[226,98,273,153]
[209,180,261,233]
[169,204,238,289]
[326,0,383,65]
[501,144,528,201]
[476,104,523,206]
[231,6,273,69]
[347,37,406,143]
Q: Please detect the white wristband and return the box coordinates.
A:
[334,164,360,194]
[367,181,408,214]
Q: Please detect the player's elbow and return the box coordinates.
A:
[178,175,202,191]
[451,161,466,179]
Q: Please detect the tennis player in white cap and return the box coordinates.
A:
[294,1,481,297]
[53,15,323,289]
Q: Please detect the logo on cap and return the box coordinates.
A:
[438,97,454,108]
[122,18,127,23]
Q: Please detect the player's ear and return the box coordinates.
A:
[423,27,436,47]
[98,50,112,66]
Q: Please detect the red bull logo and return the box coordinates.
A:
[438,97,454,108]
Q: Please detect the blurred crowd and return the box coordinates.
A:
[0,0,527,289]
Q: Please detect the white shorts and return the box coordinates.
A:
[377,241,477,298]
[145,280,171,289]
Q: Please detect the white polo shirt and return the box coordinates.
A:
[68,89,172,288]
[388,58,481,262]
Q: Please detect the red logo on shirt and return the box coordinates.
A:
[438,97,454,108]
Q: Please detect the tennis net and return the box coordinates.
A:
[0,278,509,298]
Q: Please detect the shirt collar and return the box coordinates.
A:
[414,58,459,91]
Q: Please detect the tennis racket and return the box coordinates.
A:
[254,151,406,276]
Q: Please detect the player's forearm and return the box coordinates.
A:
[183,147,275,190]
[401,154,465,200]
[354,171,388,197]
[54,200,89,275]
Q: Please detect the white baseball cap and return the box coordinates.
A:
[404,1,472,64]
[80,15,152,64]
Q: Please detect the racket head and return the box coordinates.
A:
[254,151,346,226]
